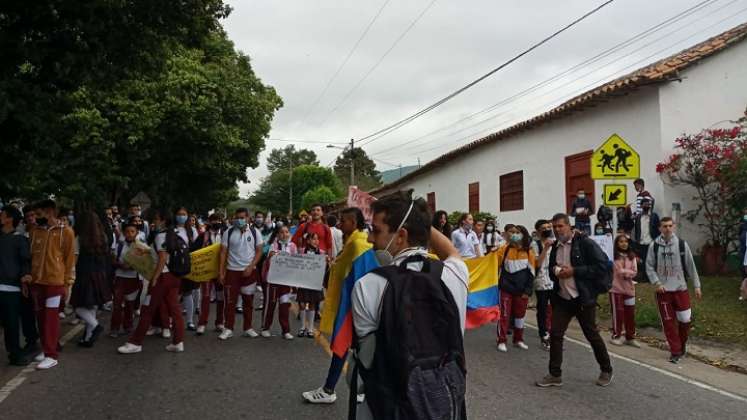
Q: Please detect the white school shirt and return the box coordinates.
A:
[153,226,197,273]
[114,241,139,278]
[451,228,481,259]
[221,226,264,271]
[330,226,344,258]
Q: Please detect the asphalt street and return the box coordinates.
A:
[1,303,746,420]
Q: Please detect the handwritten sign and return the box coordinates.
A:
[123,241,157,280]
[347,186,377,224]
[186,243,221,282]
[591,234,614,262]
[267,253,327,290]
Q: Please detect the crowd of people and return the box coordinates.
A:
[0,178,731,418]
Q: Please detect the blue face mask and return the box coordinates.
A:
[234,218,247,229]
[175,215,188,225]
[743,215,747,222]
[510,233,523,243]
[67,215,75,226]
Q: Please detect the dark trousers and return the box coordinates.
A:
[324,351,348,392]
[20,291,39,346]
[535,290,553,338]
[0,291,23,359]
[549,295,612,378]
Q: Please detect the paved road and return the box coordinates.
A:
[1,304,746,420]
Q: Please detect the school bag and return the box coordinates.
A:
[349,255,467,420]
[225,226,258,251]
[573,235,613,295]
[165,229,191,276]
[652,239,689,280]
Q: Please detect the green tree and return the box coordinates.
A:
[301,186,338,211]
[251,165,343,215]
[334,147,382,192]
[266,145,319,173]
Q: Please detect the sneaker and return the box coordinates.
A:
[34,353,45,362]
[283,333,294,340]
[306,330,315,338]
[536,374,563,387]
[356,394,365,404]
[236,307,243,314]
[196,325,206,336]
[256,304,264,311]
[625,339,641,348]
[218,329,234,340]
[165,342,184,353]
[146,327,161,336]
[89,325,103,344]
[243,329,259,338]
[298,328,307,337]
[610,336,625,346]
[162,328,171,339]
[514,341,529,350]
[117,343,143,354]
[596,371,614,387]
[36,357,58,370]
[497,343,508,353]
[260,330,272,338]
[215,324,225,332]
[58,312,66,319]
[302,387,337,404]
[669,354,681,364]
[541,339,550,351]
[187,323,196,332]
[135,309,141,317]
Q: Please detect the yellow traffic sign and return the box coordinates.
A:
[603,184,627,206]
[591,134,640,179]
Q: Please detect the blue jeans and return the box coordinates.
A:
[323,351,348,392]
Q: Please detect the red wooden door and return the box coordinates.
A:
[565,151,594,213]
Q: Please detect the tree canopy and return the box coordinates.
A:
[266,145,319,173]
[333,147,382,192]
[251,165,343,215]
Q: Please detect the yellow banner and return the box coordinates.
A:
[185,243,221,282]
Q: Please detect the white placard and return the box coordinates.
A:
[267,253,327,290]
[591,235,614,262]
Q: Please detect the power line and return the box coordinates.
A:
[268,138,348,145]
[299,0,392,127]
[355,0,617,147]
[366,0,722,155]
[379,5,747,161]
[317,0,439,127]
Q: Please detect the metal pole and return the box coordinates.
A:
[289,156,293,217]
[349,138,355,187]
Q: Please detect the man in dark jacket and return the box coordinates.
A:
[536,213,613,388]
[0,206,32,365]
[570,189,594,236]
[633,197,659,279]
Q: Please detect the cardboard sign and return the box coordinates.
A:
[591,134,640,179]
[267,253,327,290]
[185,243,221,282]
[123,241,157,280]
[591,234,614,262]
[347,186,377,224]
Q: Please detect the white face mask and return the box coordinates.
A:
[375,201,415,266]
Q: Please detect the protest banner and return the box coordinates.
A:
[267,253,327,290]
[123,241,157,280]
[185,243,221,282]
[347,186,377,224]
[591,234,614,261]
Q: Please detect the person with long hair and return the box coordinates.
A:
[496,225,536,352]
[451,213,481,259]
[298,232,326,338]
[260,225,297,339]
[177,207,199,332]
[481,220,504,254]
[610,234,640,348]
[432,210,452,238]
[70,211,112,348]
[194,213,225,335]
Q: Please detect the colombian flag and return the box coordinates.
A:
[464,254,501,329]
[320,230,379,357]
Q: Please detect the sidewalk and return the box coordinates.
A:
[524,308,747,400]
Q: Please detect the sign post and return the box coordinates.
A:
[591,134,640,233]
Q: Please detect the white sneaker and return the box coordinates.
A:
[283,333,294,340]
[215,324,225,332]
[34,353,45,362]
[357,394,365,404]
[36,357,58,370]
[218,329,234,340]
[146,327,161,336]
[243,328,259,338]
[135,309,141,317]
[610,336,625,346]
[117,343,143,354]
[302,387,337,404]
[161,328,171,339]
[497,343,508,352]
[58,312,66,319]
[625,339,641,348]
[165,342,184,352]
[196,325,206,335]
[260,330,272,338]
[514,341,529,350]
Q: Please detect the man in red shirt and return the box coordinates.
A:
[292,204,333,252]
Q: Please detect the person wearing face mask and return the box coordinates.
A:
[109,223,142,338]
[172,207,199,333]
[217,207,264,340]
[255,211,273,313]
[260,225,298,339]
[349,191,468,419]
[645,217,701,364]
[26,199,76,369]
[451,213,481,259]
[194,213,225,335]
[531,219,555,351]
[609,235,640,348]
[632,197,659,281]
[495,225,536,352]
[536,213,613,388]
[481,221,504,254]
[570,189,594,236]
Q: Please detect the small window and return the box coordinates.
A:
[468,182,480,213]
[500,171,524,212]
[426,192,436,213]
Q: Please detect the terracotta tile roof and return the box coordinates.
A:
[371,21,747,195]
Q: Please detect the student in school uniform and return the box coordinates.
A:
[109,223,142,337]
[194,213,225,335]
[298,232,327,338]
[175,207,199,331]
[260,225,297,339]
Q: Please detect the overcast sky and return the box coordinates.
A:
[222,0,747,197]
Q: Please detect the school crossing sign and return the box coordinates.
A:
[591,134,640,180]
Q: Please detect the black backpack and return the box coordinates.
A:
[165,229,191,276]
[350,255,467,420]
[573,235,613,295]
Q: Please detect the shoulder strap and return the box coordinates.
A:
[250,227,258,247]
[679,239,688,279]
[653,242,660,271]
[226,227,235,252]
[117,241,125,260]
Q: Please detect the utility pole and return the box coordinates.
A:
[289,156,293,217]
[349,138,355,187]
